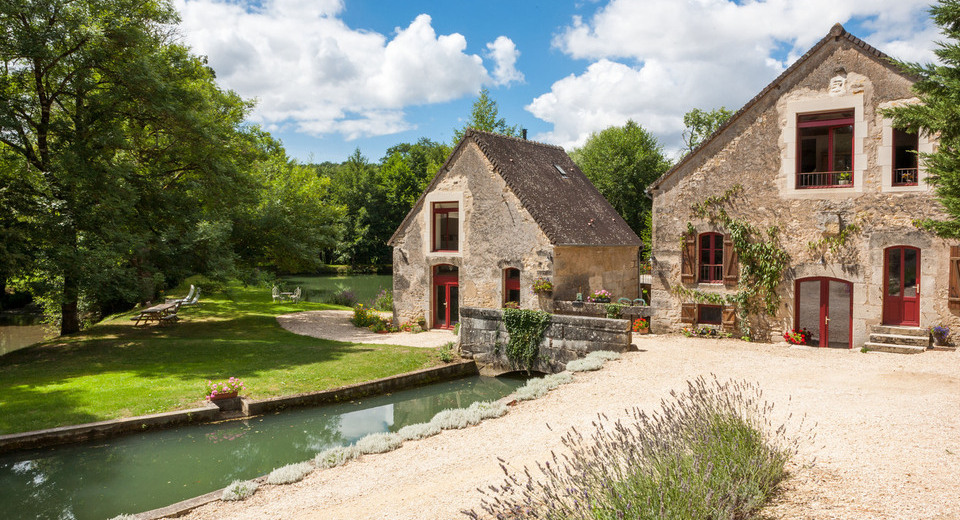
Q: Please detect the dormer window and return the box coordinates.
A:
[432,202,459,252]
[797,110,854,188]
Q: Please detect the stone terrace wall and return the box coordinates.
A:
[459,307,631,375]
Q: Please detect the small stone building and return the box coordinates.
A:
[388,129,641,330]
[648,24,959,350]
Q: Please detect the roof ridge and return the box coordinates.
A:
[464,128,566,151]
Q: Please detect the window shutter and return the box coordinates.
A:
[950,246,960,310]
[722,305,737,331]
[681,234,696,284]
[723,235,739,286]
[680,303,696,324]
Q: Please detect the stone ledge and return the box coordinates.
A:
[0,405,220,454]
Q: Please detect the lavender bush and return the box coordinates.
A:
[463,376,805,520]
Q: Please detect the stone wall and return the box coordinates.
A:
[459,307,632,375]
[392,141,555,327]
[552,245,640,302]
[649,38,959,345]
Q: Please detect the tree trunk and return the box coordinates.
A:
[60,273,81,335]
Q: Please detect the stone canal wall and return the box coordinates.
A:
[459,307,632,375]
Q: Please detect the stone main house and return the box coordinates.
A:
[388,129,641,330]
[648,24,958,350]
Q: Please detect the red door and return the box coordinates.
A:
[433,265,459,329]
[796,277,852,348]
[883,246,920,326]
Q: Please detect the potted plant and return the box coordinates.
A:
[588,289,612,303]
[930,325,950,347]
[632,317,649,334]
[783,328,812,345]
[531,277,554,294]
[206,377,245,411]
[838,171,852,185]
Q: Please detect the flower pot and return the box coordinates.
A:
[635,327,649,334]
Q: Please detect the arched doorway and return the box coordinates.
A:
[795,277,852,348]
[433,264,459,329]
[883,246,920,326]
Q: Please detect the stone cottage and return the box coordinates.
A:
[388,129,641,329]
[647,24,957,351]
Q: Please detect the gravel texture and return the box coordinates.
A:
[276,310,455,348]
[175,335,960,520]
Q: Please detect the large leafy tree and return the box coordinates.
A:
[883,0,960,237]
[0,0,252,333]
[453,87,520,143]
[570,120,672,256]
[681,107,734,153]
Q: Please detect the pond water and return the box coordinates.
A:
[280,274,392,306]
[0,314,48,357]
[0,375,525,520]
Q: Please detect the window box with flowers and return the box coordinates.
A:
[205,377,245,411]
[587,289,612,303]
[531,278,554,294]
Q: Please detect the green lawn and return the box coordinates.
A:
[0,284,438,435]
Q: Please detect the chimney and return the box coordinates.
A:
[521,128,527,140]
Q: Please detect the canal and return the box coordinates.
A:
[0,375,524,520]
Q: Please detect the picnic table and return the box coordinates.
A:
[132,302,180,326]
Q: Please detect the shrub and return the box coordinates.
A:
[467,400,508,420]
[371,289,393,312]
[355,432,403,454]
[604,303,623,319]
[438,341,456,362]
[351,304,380,328]
[465,376,801,520]
[930,325,950,344]
[222,480,259,501]
[586,350,621,362]
[566,357,604,372]
[315,445,360,468]
[513,372,573,401]
[266,462,313,485]
[397,421,442,441]
[327,283,356,307]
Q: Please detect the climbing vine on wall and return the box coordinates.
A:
[685,184,790,337]
[501,308,551,370]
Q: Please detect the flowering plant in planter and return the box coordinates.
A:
[930,325,950,345]
[632,318,649,332]
[502,301,520,309]
[531,278,554,294]
[206,377,245,400]
[587,289,613,303]
[783,328,811,345]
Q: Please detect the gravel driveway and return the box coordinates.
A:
[277,310,456,348]
[177,335,960,520]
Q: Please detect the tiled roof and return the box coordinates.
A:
[388,129,641,247]
[647,23,915,192]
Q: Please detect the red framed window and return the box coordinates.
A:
[797,110,854,188]
[893,129,919,186]
[432,202,459,252]
[503,268,520,305]
[697,304,722,325]
[698,233,723,283]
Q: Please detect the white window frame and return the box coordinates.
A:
[878,117,934,193]
[423,190,464,258]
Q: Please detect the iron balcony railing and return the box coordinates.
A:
[796,170,853,189]
[699,264,722,284]
[893,168,918,186]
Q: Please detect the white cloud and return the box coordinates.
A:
[529,0,936,151]
[486,36,525,86]
[174,0,513,139]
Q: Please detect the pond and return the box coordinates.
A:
[0,313,48,357]
[281,274,392,306]
[0,374,525,520]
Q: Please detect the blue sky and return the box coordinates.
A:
[173,0,939,164]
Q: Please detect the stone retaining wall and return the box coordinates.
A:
[459,306,632,375]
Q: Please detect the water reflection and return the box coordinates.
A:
[0,314,48,356]
[0,375,524,520]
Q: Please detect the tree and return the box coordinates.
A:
[883,0,960,237]
[0,0,252,332]
[570,120,672,256]
[453,87,520,143]
[681,107,734,153]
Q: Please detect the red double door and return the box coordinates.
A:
[796,278,852,348]
[883,246,920,326]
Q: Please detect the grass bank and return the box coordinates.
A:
[0,285,439,435]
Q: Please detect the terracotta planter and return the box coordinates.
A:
[634,327,649,334]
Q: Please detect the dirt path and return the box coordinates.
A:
[177,335,960,520]
[277,310,455,348]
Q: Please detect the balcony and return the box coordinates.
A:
[796,170,853,189]
[893,168,918,186]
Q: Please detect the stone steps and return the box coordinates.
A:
[864,325,929,354]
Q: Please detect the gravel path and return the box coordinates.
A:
[177,335,960,520]
[276,310,456,348]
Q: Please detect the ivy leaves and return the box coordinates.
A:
[502,308,551,371]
